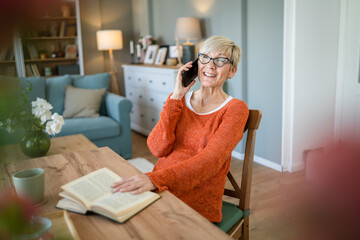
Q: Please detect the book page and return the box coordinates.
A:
[61,168,122,208]
[92,191,160,216]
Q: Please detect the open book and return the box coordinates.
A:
[56,168,160,223]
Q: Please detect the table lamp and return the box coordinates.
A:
[96,30,123,95]
[175,17,202,64]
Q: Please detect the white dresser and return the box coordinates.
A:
[122,64,179,135]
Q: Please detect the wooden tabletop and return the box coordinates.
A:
[0,134,97,190]
[2,146,230,239]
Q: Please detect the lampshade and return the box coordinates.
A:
[175,17,201,42]
[96,30,123,50]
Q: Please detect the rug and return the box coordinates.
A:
[128,158,155,173]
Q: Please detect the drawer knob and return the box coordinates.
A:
[139,95,143,98]
[138,78,141,81]
[150,98,154,102]
[151,118,155,122]
[129,92,132,96]
[140,114,144,118]
[162,82,166,85]
[128,77,131,80]
[149,80,153,83]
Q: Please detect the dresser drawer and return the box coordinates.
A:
[130,103,161,135]
[123,64,178,135]
[125,86,168,108]
[124,68,175,93]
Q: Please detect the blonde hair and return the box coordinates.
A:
[199,36,241,68]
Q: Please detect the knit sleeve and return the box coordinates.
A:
[147,94,184,158]
[146,100,249,194]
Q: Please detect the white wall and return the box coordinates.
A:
[283,0,341,171]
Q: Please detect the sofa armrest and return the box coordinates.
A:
[105,92,132,123]
[105,92,133,158]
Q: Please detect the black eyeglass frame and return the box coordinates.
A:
[197,53,233,67]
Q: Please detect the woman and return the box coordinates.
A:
[112,36,249,223]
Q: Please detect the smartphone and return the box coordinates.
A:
[181,58,198,87]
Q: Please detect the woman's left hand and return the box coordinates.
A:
[111,174,157,195]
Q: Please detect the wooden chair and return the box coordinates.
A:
[216,109,262,240]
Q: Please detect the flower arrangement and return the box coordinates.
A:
[137,35,157,50]
[0,81,64,136]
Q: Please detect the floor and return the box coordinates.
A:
[131,131,305,240]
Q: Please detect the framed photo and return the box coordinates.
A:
[154,47,167,65]
[144,45,159,64]
[65,44,78,58]
[169,45,182,58]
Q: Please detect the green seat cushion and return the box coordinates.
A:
[56,116,120,140]
[216,201,244,233]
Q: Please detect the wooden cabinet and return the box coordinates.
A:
[0,0,83,78]
[122,64,179,135]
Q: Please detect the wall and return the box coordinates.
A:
[288,0,340,170]
[79,0,105,74]
[79,0,133,96]
[247,0,284,167]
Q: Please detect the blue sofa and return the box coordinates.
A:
[3,73,133,159]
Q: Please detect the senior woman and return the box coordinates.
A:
[112,36,249,223]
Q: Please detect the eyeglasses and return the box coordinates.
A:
[197,53,233,67]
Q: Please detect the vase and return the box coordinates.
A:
[20,131,51,157]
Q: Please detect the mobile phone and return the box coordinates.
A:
[181,58,198,87]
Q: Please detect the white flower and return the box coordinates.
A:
[5,125,14,133]
[32,98,53,125]
[45,113,64,135]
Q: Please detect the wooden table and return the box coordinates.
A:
[0,134,97,190]
[2,146,230,239]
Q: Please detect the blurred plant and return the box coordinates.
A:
[0,191,37,239]
[0,79,64,135]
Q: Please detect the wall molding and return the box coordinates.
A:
[232,150,283,172]
[334,0,348,141]
[281,0,297,172]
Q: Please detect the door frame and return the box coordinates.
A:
[281,0,296,172]
[334,0,349,141]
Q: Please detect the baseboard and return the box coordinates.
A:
[231,150,283,172]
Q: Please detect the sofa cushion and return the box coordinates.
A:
[57,116,121,140]
[46,75,71,114]
[62,85,105,118]
[20,77,46,102]
[69,73,110,116]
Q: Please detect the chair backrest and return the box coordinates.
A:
[224,109,262,212]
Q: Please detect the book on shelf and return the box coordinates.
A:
[1,48,15,61]
[65,23,77,36]
[25,64,33,77]
[59,20,67,37]
[0,47,8,61]
[56,167,160,223]
[27,44,39,59]
[30,64,40,76]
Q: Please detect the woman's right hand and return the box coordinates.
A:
[171,61,196,100]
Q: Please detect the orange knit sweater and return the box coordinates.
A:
[146,93,249,222]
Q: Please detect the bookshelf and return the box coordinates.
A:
[1,0,84,78]
[0,39,17,77]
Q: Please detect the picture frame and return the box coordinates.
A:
[169,45,182,58]
[65,44,78,58]
[154,47,167,65]
[144,45,159,64]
